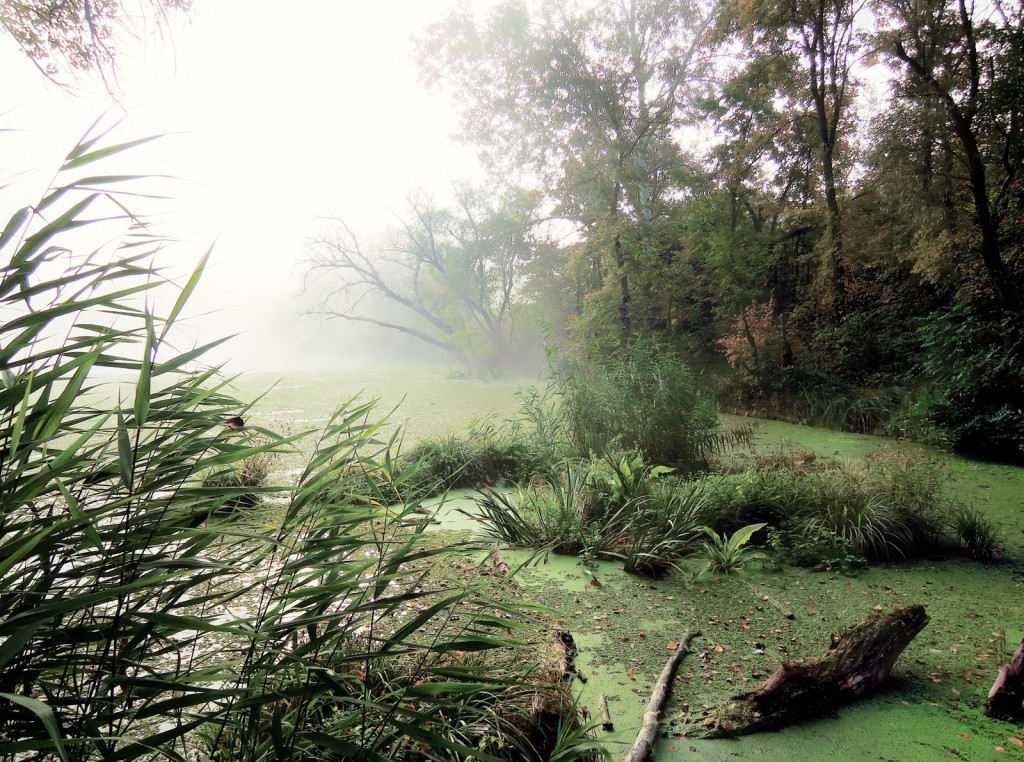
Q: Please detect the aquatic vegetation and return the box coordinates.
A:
[697,523,770,574]
[0,137,595,762]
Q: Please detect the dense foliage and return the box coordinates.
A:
[303,0,1024,462]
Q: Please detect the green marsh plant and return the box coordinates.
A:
[697,523,770,574]
[0,132,595,762]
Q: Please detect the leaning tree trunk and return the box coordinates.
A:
[694,605,928,738]
[986,636,1024,720]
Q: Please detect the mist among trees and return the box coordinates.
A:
[304,0,1024,459]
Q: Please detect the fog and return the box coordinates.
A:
[0,0,495,373]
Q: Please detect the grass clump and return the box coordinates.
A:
[202,433,278,508]
[552,336,721,469]
[950,505,1002,561]
[695,448,966,565]
[473,456,704,577]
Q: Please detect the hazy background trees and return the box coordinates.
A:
[297,0,1022,457]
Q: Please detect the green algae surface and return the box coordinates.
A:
[506,420,1024,761]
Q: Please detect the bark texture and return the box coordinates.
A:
[986,636,1024,720]
[695,605,928,738]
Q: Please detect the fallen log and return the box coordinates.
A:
[599,693,614,731]
[492,543,511,577]
[624,630,700,762]
[986,635,1024,720]
[693,604,928,738]
[546,629,586,683]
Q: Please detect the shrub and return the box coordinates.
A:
[919,306,1024,462]
[950,505,1002,561]
[697,523,770,574]
[552,336,720,469]
[767,524,866,574]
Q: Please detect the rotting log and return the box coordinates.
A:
[546,629,586,683]
[693,604,928,738]
[986,636,1024,720]
[599,693,614,731]
[492,543,511,577]
[624,630,700,762]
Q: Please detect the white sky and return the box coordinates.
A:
[0,0,488,371]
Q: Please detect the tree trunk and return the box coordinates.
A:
[693,605,928,738]
[986,636,1024,720]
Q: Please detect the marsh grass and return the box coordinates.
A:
[950,505,1002,561]
[551,337,720,469]
[0,132,599,762]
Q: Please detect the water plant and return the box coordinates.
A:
[697,523,769,574]
[950,504,1002,561]
[551,336,721,469]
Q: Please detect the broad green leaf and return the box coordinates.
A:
[726,522,767,553]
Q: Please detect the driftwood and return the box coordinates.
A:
[599,693,614,731]
[695,604,928,738]
[492,543,511,577]
[624,630,700,762]
[986,636,1024,720]
[745,582,795,620]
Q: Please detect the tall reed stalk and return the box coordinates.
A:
[0,131,602,762]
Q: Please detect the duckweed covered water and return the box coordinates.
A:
[233,369,1024,759]
[504,420,1024,761]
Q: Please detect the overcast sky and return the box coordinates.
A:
[0,0,487,370]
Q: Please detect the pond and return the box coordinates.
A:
[233,366,1024,760]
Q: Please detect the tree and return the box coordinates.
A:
[878,0,1024,312]
[726,0,862,304]
[419,0,721,336]
[1,0,189,80]
[303,185,561,374]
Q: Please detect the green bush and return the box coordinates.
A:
[919,306,1024,462]
[767,524,866,574]
[552,336,721,469]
